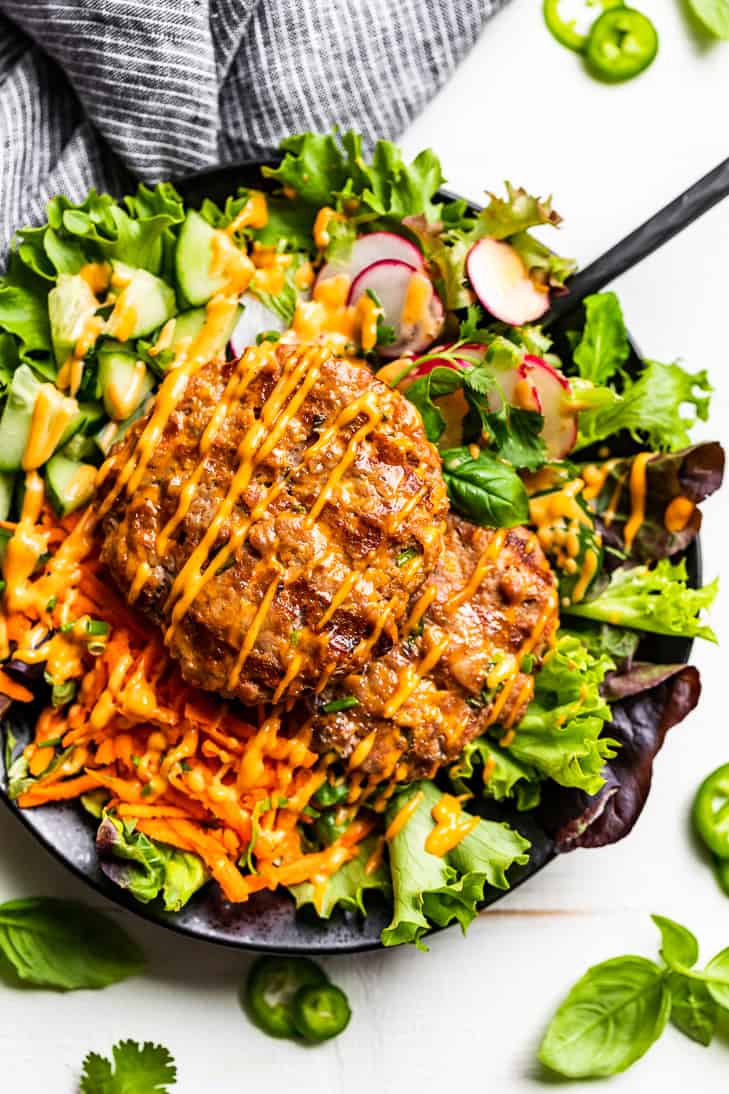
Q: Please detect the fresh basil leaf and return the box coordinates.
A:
[572,291,630,385]
[652,914,700,970]
[0,897,145,989]
[441,447,529,527]
[539,956,670,1078]
[666,972,718,1046]
[704,947,729,1010]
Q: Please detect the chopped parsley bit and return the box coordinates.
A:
[60,622,75,633]
[0,580,5,594]
[466,696,485,710]
[131,755,141,767]
[45,596,57,612]
[216,555,236,575]
[180,760,192,772]
[290,628,302,647]
[86,619,110,637]
[140,783,153,798]
[256,330,281,344]
[396,546,420,567]
[321,695,359,714]
[521,653,535,673]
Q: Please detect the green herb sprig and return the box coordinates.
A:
[539,915,729,1078]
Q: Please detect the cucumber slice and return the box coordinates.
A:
[59,432,99,463]
[0,471,15,521]
[94,397,151,457]
[0,365,79,472]
[98,342,154,420]
[168,305,242,359]
[45,454,97,516]
[107,264,177,340]
[175,210,232,306]
[0,365,43,471]
[48,273,99,367]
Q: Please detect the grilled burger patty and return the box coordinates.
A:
[99,343,449,704]
[308,515,559,789]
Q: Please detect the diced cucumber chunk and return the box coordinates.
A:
[175,210,232,306]
[94,397,151,457]
[98,342,154,420]
[48,273,98,367]
[45,454,97,517]
[167,305,242,360]
[107,264,177,340]
[59,432,98,463]
[0,365,43,471]
[0,471,15,521]
[58,400,105,449]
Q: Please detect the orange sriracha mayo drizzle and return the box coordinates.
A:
[385,789,424,841]
[22,385,78,471]
[291,273,384,352]
[664,495,696,534]
[400,270,432,328]
[622,451,654,553]
[424,793,478,857]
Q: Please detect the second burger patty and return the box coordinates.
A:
[99,342,449,705]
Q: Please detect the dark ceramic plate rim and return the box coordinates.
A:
[0,162,700,953]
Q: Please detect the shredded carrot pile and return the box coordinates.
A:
[0,497,372,903]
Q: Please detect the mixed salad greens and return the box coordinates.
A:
[0,128,722,948]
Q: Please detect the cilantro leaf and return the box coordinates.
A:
[80,1040,176,1093]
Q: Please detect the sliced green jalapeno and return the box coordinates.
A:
[543,0,623,52]
[292,983,352,1043]
[585,8,659,82]
[245,956,328,1038]
[693,763,729,859]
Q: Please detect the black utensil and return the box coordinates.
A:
[0,156,720,954]
[545,156,729,326]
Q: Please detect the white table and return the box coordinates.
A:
[1,2,728,1089]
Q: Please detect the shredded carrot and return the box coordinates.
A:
[18,773,99,807]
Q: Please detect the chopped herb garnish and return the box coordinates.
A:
[86,619,110,637]
[396,546,420,567]
[140,783,153,798]
[290,628,302,647]
[131,755,141,767]
[313,780,350,808]
[60,622,75,633]
[256,330,281,344]
[37,736,64,749]
[180,760,192,772]
[321,696,359,714]
[521,653,535,673]
[0,580,5,594]
[45,596,57,612]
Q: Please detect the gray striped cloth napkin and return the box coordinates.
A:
[0,0,507,264]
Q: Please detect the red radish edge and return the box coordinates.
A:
[466,237,550,326]
[316,230,424,287]
[348,259,444,359]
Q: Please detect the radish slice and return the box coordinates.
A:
[466,238,550,326]
[489,362,542,415]
[522,354,576,458]
[229,294,286,357]
[317,231,424,286]
[349,260,444,359]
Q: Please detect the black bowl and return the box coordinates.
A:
[0,163,700,952]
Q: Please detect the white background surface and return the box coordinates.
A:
[1,2,729,1089]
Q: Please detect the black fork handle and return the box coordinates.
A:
[544,156,729,326]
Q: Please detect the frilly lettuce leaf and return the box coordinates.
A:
[565,558,718,642]
[0,254,53,375]
[576,359,711,452]
[263,130,445,221]
[449,737,541,811]
[382,780,530,949]
[289,835,391,918]
[507,634,618,795]
[571,292,630,385]
[96,815,209,912]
